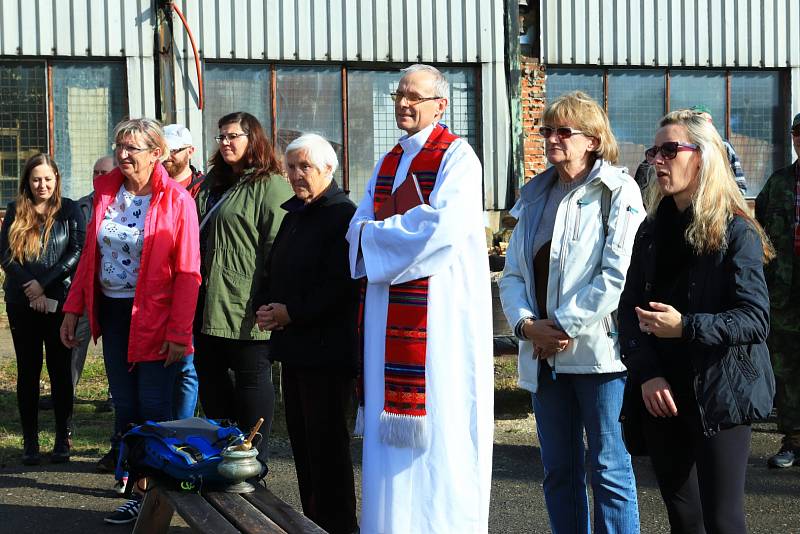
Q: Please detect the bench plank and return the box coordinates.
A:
[245,486,328,534]
[206,491,288,534]
[162,489,241,534]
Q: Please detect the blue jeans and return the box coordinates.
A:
[532,367,640,534]
[173,352,198,419]
[99,295,179,446]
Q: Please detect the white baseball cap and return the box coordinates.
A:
[164,124,193,151]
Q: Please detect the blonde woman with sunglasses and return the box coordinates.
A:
[618,109,775,533]
[499,91,645,533]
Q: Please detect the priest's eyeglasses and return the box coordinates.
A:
[390,92,443,106]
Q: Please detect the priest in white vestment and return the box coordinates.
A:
[346,64,494,534]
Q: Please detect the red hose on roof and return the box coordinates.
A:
[171,3,204,110]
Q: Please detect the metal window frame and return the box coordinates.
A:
[204,60,484,194]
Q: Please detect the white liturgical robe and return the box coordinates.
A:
[346,123,494,534]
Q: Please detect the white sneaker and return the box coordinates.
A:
[113,476,128,495]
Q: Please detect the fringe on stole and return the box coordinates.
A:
[379,410,429,449]
[354,405,365,437]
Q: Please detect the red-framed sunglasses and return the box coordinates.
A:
[538,126,586,140]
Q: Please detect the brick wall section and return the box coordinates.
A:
[520,59,547,184]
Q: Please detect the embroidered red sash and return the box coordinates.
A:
[357,123,458,448]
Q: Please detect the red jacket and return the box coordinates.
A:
[63,162,201,362]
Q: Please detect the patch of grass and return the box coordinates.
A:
[494,354,532,418]
[0,340,112,467]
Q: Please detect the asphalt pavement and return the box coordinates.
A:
[1,419,798,533]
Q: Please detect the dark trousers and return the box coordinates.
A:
[194,332,274,468]
[643,401,751,534]
[7,302,73,440]
[282,364,357,534]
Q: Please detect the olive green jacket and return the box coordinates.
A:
[755,161,800,332]
[195,168,293,339]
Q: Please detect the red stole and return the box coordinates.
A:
[356,124,458,448]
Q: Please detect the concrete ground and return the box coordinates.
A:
[1,417,798,533]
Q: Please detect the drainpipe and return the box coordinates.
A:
[505,0,525,208]
[156,1,176,124]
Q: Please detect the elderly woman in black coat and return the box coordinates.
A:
[255,133,358,534]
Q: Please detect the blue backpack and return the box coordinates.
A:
[117,417,245,493]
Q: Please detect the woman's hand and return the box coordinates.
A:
[641,376,678,417]
[23,280,44,300]
[30,295,47,313]
[635,302,683,338]
[160,341,187,367]
[522,319,570,359]
[60,313,80,347]
[256,303,291,331]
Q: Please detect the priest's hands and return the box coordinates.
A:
[256,303,291,331]
[522,319,570,359]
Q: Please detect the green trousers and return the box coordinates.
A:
[769,329,800,448]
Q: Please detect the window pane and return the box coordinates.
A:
[276,66,342,180]
[52,62,128,199]
[546,68,604,104]
[439,67,480,156]
[730,71,785,197]
[607,69,666,175]
[669,70,726,137]
[204,64,271,164]
[346,70,398,202]
[0,62,47,206]
[346,68,481,203]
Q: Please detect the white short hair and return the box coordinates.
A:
[401,64,449,98]
[285,134,339,179]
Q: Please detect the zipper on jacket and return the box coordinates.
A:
[694,374,714,437]
[573,199,586,240]
[553,189,580,382]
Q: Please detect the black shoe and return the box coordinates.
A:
[22,439,41,466]
[51,430,72,463]
[104,498,141,524]
[96,447,118,473]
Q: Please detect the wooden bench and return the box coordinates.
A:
[132,482,327,534]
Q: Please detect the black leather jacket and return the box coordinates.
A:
[0,198,86,306]
[618,201,774,436]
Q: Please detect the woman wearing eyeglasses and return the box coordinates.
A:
[61,118,201,524]
[193,112,292,478]
[499,91,645,533]
[618,109,775,533]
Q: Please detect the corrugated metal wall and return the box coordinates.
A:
[171,0,509,209]
[541,0,800,68]
[0,0,512,209]
[0,0,158,117]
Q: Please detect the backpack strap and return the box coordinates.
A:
[600,184,618,332]
[601,184,612,239]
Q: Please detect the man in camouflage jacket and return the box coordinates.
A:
[755,112,800,468]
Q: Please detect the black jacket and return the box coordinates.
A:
[618,199,774,436]
[257,181,360,372]
[0,198,86,306]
